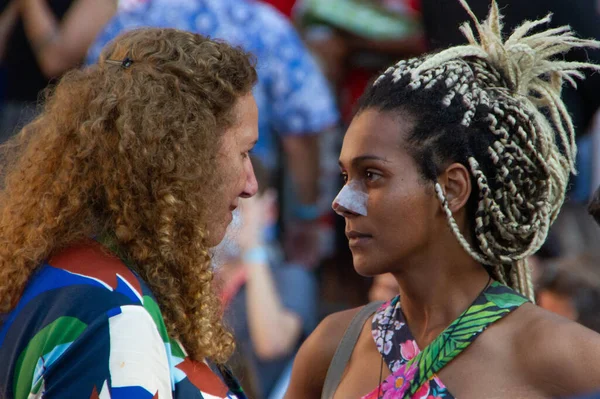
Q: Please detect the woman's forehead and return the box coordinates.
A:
[340,109,415,164]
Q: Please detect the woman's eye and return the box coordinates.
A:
[366,171,381,182]
[340,172,348,183]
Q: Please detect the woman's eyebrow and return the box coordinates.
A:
[338,155,391,169]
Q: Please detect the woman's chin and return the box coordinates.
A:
[352,251,394,277]
[207,225,228,248]
[352,254,378,277]
[208,208,242,248]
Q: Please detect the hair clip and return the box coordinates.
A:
[105,57,134,69]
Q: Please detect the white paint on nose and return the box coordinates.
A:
[332,181,368,216]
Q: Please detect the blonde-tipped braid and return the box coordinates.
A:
[363,0,600,300]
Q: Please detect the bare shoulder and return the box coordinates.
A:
[513,303,600,396]
[284,306,365,399]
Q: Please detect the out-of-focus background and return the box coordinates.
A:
[2,1,600,397]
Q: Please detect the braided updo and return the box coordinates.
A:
[358,0,600,300]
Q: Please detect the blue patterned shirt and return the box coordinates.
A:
[87,0,339,170]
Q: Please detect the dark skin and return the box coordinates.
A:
[285,109,600,399]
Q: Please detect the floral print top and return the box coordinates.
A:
[363,281,528,399]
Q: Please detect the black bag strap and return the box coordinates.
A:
[321,301,385,399]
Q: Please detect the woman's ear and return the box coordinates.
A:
[438,163,472,213]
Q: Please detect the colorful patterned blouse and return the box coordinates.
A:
[363,282,528,399]
[0,240,245,399]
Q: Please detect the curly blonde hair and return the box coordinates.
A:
[0,28,257,363]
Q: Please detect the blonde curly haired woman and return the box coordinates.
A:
[0,28,259,398]
[286,1,600,398]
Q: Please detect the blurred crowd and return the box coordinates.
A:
[2,0,600,397]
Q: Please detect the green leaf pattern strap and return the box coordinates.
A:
[405,282,528,397]
[363,281,528,399]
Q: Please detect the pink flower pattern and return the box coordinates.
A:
[363,283,527,398]
[380,364,417,398]
[399,339,419,362]
[362,296,452,399]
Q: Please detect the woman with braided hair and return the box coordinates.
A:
[285,1,600,398]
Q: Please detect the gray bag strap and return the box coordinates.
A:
[321,301,385,399]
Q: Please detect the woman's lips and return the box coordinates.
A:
[346,230,373,247]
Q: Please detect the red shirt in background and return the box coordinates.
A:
[259,0,296,19]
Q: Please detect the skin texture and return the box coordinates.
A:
[0,1,18,61]
[208,93,259,247]
[334,108,442,277]
[19,0,118,78]
[285,109,600,399]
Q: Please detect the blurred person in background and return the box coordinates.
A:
[215,156,318,399]
[259,0,295,18]
[0,28,259,398]
[526,232,561,288]
[297,0,425,125]
[286,2,600,397]
[559,186,600,399]
[0,0,117,142]
[368,273,399,303]
[0,1,16,112]
[87,0,340,270]
[0,1,17,61]
[588,185,600,226]
[536,255,600,333]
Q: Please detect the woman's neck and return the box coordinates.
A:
[392,242,491,349]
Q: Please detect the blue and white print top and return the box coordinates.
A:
[87,0,340,171]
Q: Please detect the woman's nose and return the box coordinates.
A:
[332,199,356,217]
[331,184,368,216]
[241,160,258,198]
